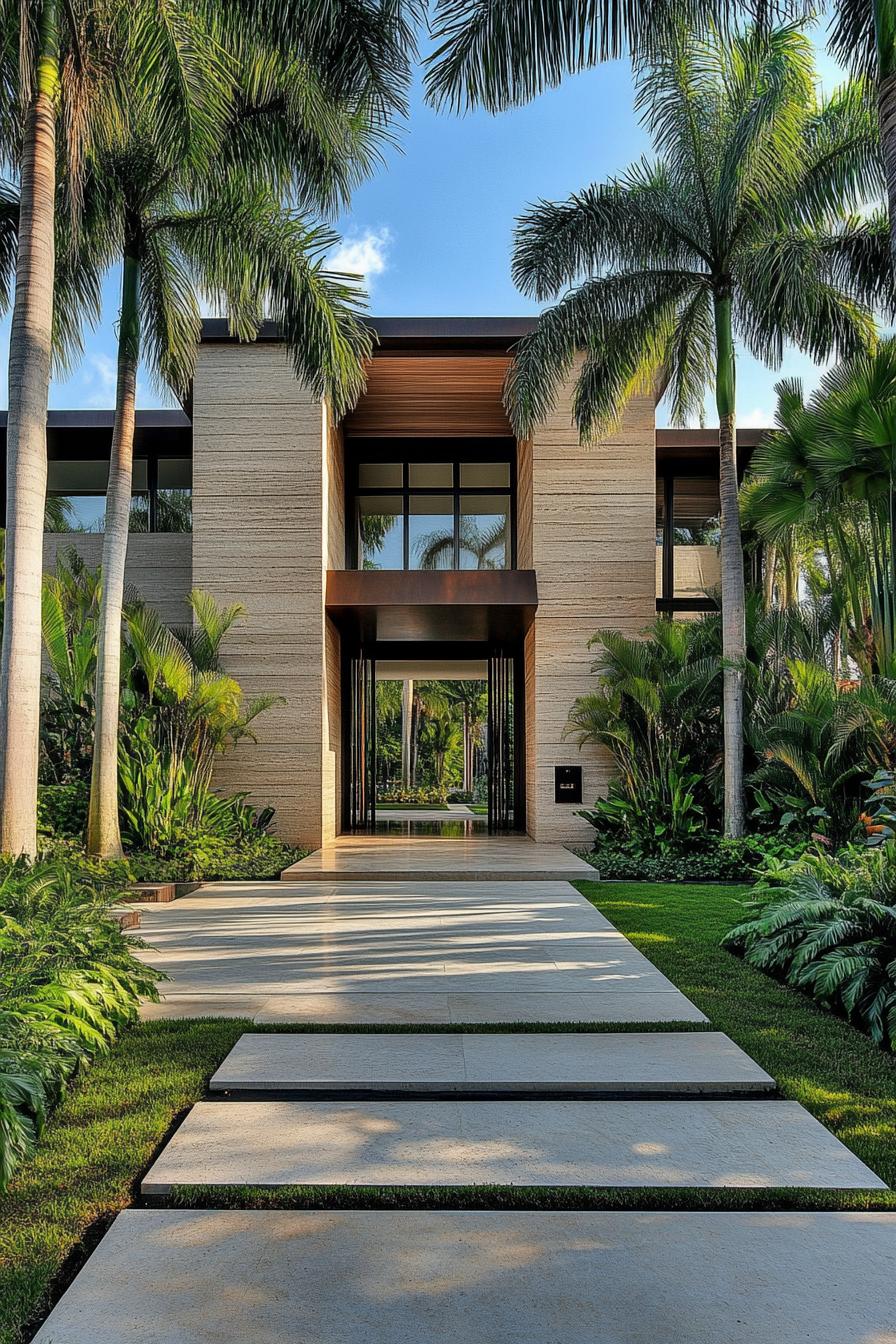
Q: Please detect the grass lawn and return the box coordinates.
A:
[467,804,488,814]
[376,802,450,811]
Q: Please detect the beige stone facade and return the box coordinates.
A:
[35,320,728,850]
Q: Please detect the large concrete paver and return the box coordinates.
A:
[32,1210,896,1343]
[281,835,595,881]
[138,880,706,1024]
[210,1031,773,1094]
[141,1099,883,1192]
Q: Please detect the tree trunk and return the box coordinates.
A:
[87,250,141,858]
[763,544,777,610]
[714,293,746,838]
[877,1,896,271]
[400,678,413,789]
[462,702,471,792]
[0,0,60,858]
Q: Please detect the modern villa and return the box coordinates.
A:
[5,316,762,850]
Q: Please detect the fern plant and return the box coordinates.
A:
[724,844,896,1047]
[0,862,164,1188]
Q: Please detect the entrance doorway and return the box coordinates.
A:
[343,642,525,836]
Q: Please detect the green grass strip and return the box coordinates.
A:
[162,1182,892,1214]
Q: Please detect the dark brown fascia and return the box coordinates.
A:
[199,315,538,352]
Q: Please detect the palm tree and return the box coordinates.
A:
[443,680,487,792]
[503,27,886,836]
[425,1,896,272]
[0,0,233,858]
[80,91,378,859]
[0,0,420,858]
[748,340,896,675]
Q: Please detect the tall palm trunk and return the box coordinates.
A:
[876,0,896,270]
[763,543,777,610]
[0,0,60,857]
[87,249,141,858]
[400,678,413,789]
[714,292,746,838]
[462,701,471,792]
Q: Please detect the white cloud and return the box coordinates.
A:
[83,352,117,408]
[326,226,391,288]
[739,406,774,428]
[80,349,151,409]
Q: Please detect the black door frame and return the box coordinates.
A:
[341,638,526,833]
[342,643,377,832]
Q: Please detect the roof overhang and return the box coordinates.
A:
[326,569,538,643]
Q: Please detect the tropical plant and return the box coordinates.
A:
[419,711,462,797]
[501,25,886,838]
[567,617,722,812]
[747,341,896,675]
[724,843,896,1048]
[0,859,163,1186]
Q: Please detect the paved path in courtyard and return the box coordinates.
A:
[36,843,894,1342]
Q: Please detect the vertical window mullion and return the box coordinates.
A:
[148,456,158,533]
[453,462,460,569]
[662,473,674,606]
[403,462,409,570]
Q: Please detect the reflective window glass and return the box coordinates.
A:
[408,495,455,569]
[459,495,510,569]
[358,495,403,569]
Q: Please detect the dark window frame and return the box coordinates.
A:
[44,449,192,535]
[656,461,720,614]
[346,438,517,571]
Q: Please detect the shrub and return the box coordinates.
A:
[128,830,302,882]
[0,862,164,1187]
[723,844,896,1048]
[580,832,805,883]
[37,781,89,838]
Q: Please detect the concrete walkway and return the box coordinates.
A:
[138,878,705,1023]
[36,840,894,1342]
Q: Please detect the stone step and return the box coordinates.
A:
[110,907,141,931]
[210,1031,774,1096]
[32,1209,896,1343]
[122,882,178,904]
[140,1099,884,1194]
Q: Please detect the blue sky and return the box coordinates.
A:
[0,22,849,428]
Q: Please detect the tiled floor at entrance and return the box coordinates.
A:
[138,878,706,1023]
[281,833,595,881]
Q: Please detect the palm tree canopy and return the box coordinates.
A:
[423,0,742,110]
[504,24,890,442]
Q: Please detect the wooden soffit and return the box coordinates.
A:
[342,353,513,438]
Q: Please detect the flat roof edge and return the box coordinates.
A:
[199,316,538,344]
[0,409,191,429]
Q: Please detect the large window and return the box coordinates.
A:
[351,451,514,570]
[656,473,721,609]
[45,456,192,533]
